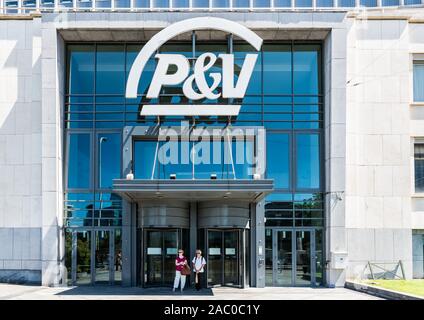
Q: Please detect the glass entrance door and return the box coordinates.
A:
[266,228,321,286]
[144,229,184,287]
[66,229,119,285]
[206,229,242,287]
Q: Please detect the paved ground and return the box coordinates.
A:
[0,284,382,300]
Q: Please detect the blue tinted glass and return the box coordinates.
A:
[153,0,169,6]
[405,0,421,4]
[296,0,312,6]
[192,0,208,7]
[263,46,292,95]
[134,140,157,179]
[382,0,399,5]
[115,0,130,6]
[253,0,270,6]
[274,0,291,6]
[68,45,95,94]
[317,0,333,6]
[296,134,320,189]
[127,45,156,99]
[267,134,290,189]
[96,45,125,94]
[159,140,193,179]
[68,133,91,189]
[338,0,355,6]
[294,45,319,95]
[212,0,229,6]
[98,133,121,189]
[360,0,377,6]
[96,0,111,7]
[173,0,189,6]
[133,0,149,6]
[235,54,262,95]
[414,63,424,102]
[233,0,249,6]
[77,0,92,7]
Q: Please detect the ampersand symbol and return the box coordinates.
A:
[183,53,222,100]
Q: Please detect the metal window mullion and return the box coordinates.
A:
[54,0,58,11]
[17,0,22,13]
[90,230,96,284]
[111,0,115,10]
[0,0,4,14]
[72,0,76,10]
[130,0,134,10]
[92,0,95,10]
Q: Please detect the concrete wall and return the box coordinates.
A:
[345,17,414,280]
[0,17,43,284]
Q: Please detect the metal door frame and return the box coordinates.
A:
[69,228,117,286]
[271,228,316,287]
[142,228,181,287]
[206,229,244,288]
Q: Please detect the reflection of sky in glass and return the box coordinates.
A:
[133,139,254,179]
[98,133,121,189]
[296,134,320,189]
[267,134,289,189]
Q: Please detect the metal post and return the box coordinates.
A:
[368,261,375,280]
[399,260,406,280]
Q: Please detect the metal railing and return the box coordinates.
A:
[365,261,406,280]
[0,0,423,15]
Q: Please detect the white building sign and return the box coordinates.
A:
[126,17,263,116]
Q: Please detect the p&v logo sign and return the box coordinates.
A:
[125,17,263,116]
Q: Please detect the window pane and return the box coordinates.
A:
[296,0,312,6]
[192,0,208,7]
[233,0,249,6]
[212,0,229,6]
[68,134,91,189]
[414,62,424,102]
[382,0,399,5]
[404,0,421,4]
[173,0,189,6]
[96,0,111,7]
[134,141,157,179]
[294,45,320,95]
[98,133,121,189]
[415,144,424,193]
[263,45,292,95]
[253,0,270,7]
[68,45,95,95]
[274,0,291,6]
[317,0,333,6]
[267,134,290,189]
[360,0,377,6]
[96,45,125,95]
[296,134,320,189]
[338,0,355,6]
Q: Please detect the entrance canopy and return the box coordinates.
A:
[112,179,273,202]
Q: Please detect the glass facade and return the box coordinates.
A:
[65,40,323,286]
[3,0,422,14]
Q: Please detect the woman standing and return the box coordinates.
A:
[192,249,207,291]
[173,249,187,292]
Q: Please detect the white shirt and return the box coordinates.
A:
[192,256,206,273]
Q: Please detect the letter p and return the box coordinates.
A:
[146,54,190,99]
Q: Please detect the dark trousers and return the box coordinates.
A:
[195,272,202,290]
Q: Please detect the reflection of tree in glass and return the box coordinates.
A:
[77,238,91,273]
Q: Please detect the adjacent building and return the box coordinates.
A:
[0,2,424,288]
